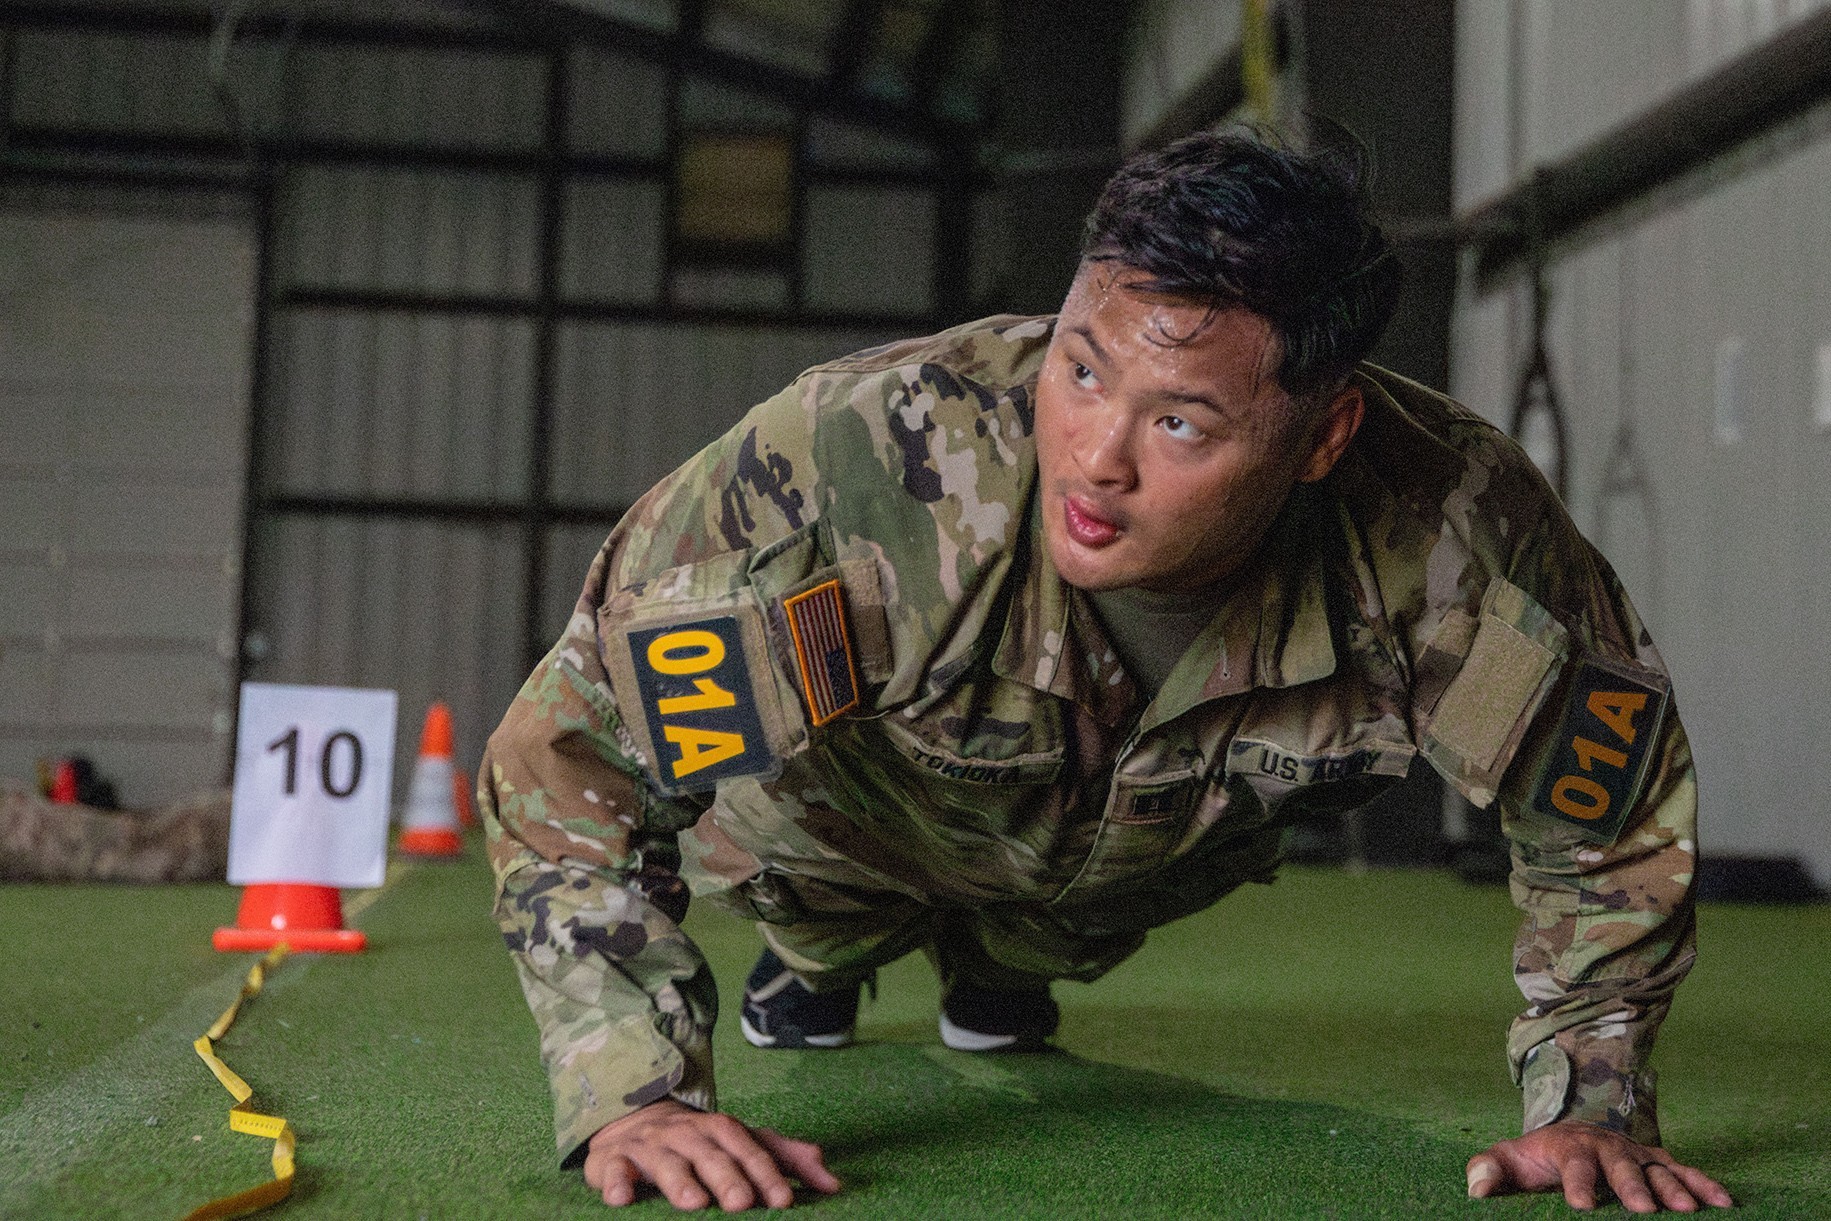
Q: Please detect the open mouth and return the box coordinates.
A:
[1063,496,1121,547]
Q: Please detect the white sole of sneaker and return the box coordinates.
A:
[740,1014,853,1049]
[937,1011,1021,1052]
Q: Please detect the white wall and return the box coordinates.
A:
[1454,0,1831,882]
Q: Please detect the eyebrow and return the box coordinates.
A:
[1067,323,1229,417]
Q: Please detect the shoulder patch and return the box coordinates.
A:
[615,611,782,793]
[1527,655,1670,842]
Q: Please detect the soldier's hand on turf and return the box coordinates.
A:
[1465,1120,1732,1213]
[582,1099,841,1210]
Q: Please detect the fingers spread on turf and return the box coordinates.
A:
[755,1126,843,1195]
[698,1114,796,1210]
[1666,1161,1735,1209]
[1602,1153,1660,1214]
[1641,1162,1701,1213]
[1466,1154,1506,1198]
[1558,1148,1601,1212]
[631,1146,713,1212]
[587,1152,641,1207]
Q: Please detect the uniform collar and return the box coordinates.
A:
[992,489,1339,726]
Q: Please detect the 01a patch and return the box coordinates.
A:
[1528,655,1670,842]
[624,615,777,791]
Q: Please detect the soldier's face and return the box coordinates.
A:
[1035,263,1362,594]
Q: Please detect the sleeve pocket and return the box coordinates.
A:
[1418,577,1568,807]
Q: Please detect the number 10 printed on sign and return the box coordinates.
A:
[227,683,398,889]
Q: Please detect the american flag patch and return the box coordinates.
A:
[782,579,860,726]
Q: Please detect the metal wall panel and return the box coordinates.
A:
[246,517,526,810]
[269,311,535,499]
[0,209,252,806]
[802,185,936,314]
[11,29,233,135]
[567,46,669,157]
[284,43,546,149]
[1453,0,1831,881]
[548,323,902,508]
[668,268,791,310]
[562,179,666,302]
[1119,0,1244,147]
[281,167,542,296]
[805,117,938,170]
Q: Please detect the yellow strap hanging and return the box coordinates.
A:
[183,945,295,1221]
[1242,0,1277,124]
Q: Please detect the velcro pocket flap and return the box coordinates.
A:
[1419,577,1567,807]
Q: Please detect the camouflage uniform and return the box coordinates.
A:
[481,315,1696,1162]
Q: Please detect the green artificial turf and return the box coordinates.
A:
[1,850,1826,1218]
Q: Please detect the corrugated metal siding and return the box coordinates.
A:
[1453,0,1831,880]
[6,7,953,815]
[0,209,253,805]
[270,312,535,500]
[803,185,937,314]
[283,44,546,148]
[281,168,542,296]
[1119,0,1245,146]
[567,46,670,157]
[245,517,525,813]
[562,180,666,302]
[10,29,239,135]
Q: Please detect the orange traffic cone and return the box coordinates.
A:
[213,883,367,953]
[453,763,478,829]
[398,702,464,856]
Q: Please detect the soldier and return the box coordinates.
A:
[481,130,1732,1213]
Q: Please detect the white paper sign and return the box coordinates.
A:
[227,683,398,888]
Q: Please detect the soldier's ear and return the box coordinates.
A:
[1295,383,1364,484]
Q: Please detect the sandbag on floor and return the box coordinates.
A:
[0,781,229,883]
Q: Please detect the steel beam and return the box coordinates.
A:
[1464,7,1831,287]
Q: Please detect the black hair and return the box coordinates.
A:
[1080,128,1402,401]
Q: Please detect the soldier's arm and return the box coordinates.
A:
[485,369,865,1206]
[484,641,842,1209]
[1461,547,1728,1209]
[1502,704,1696,1146]
[481,619,718,1161]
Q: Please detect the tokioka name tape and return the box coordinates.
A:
[183,945,296,1221]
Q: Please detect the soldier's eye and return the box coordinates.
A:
[1160,415,1202,441]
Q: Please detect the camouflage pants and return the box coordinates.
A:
[687,822,1286,995]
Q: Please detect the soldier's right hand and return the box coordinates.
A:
[582,1098,841,1210]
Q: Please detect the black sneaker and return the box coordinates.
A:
[740,948,857,1049]
[938,981,1060,1052]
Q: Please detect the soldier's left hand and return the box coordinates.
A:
[1465,1120,1733,1212]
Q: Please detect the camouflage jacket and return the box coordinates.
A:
[481,315,1696,1161]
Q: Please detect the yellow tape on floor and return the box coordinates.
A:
[182,946,295,1221]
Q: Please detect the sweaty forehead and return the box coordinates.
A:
[1062,264,1284,403]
